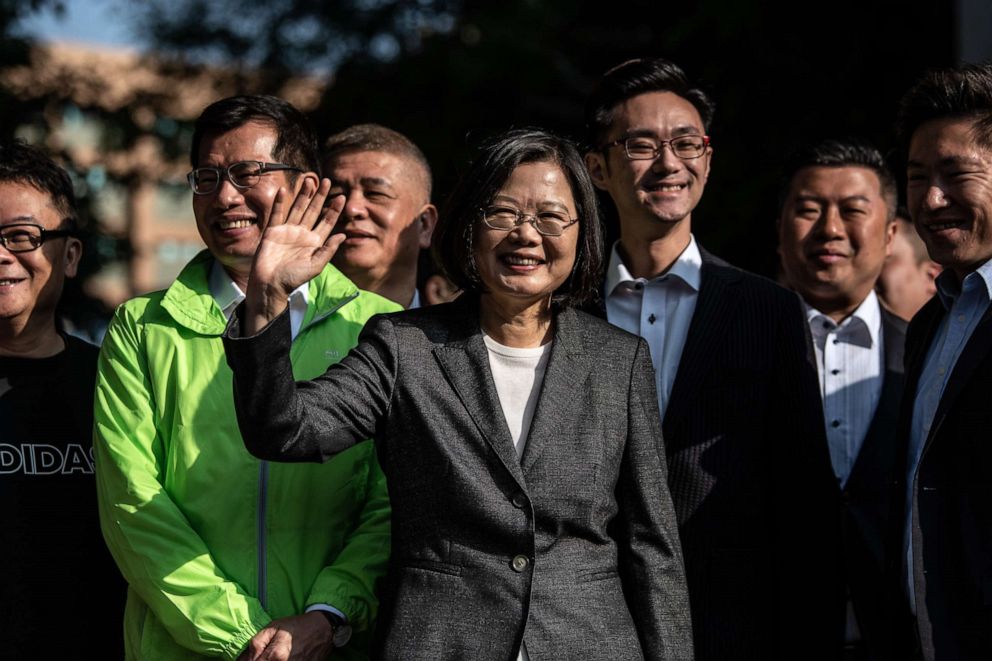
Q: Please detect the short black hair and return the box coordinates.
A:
[779,138,898,220]
[191,95,320,174]
[434,128,604,308]
[896,63,992,151]
[323,123,432,198]
[0,140,77,226]
[584,57,715,150]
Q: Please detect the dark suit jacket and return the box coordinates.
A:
[225,298,694,661]
[889,294,992,661]
[594,247,842,660]
[828,307,906,659]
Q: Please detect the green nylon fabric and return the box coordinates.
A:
[95,251,399,660]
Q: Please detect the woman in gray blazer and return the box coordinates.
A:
[224,129,693,660]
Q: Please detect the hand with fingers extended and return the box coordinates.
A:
[245,178,346,335]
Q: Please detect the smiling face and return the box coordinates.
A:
[326,150,434,291]
[778,165,894,314]
[191,120,303,283]
[475,161,579,308]
[906,116,992,280]
[0,181,81,330]
[586,90,712,238]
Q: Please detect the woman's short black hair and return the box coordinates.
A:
[434,128,604,309]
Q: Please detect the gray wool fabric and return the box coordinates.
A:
[225,296,694,660]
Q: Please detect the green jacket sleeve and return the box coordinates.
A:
[304,442,391,632]
[94,304,271,659]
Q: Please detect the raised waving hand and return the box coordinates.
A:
[244,178,346,335]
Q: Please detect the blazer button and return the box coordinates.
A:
[511,555,530,572]
[511,492,527,508]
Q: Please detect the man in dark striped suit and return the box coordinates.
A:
[584,57,842,660]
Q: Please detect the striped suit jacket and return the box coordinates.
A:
[592,247,842,660]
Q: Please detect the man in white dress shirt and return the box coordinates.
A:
[777,138,906,661]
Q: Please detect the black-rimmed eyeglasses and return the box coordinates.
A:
[602,134,710,160]
[186,161,302,195]
[0,222,76,253]
[480,206,579,237]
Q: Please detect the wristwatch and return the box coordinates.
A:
[318,610,353,648]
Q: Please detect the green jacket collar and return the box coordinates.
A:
[161,250,360,336]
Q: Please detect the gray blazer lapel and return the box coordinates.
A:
[520,307,592,474]
[434,331,528,490]
[663,251,741,430]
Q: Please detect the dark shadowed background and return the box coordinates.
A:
[1,0,984,336]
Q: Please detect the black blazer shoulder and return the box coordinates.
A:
[880,307,908,367]
[698,246,802,305]
[587,242,803,319]
[904,295,944,376]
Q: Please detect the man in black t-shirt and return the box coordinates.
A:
[0,140,124,655]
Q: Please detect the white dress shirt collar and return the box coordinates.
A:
[804,290,884,490]
[603,234,702,422]
[208,260,310,338]
[805,289,882,351]
[934,256,992,311]
[605,234,703,297]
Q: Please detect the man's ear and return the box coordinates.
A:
[884,219,897,258]
[584,151,610,191]
[701,144,713,183]
[417,204,439,249]
[423,273,461,306]
[63,237,82,278]
[925,261,943,280]
[293,171,320,195]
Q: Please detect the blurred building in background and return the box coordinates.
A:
[0,42,326,313]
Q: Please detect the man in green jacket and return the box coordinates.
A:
[94,95,399,660]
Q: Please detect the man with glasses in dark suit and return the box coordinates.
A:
[584,57,841,660]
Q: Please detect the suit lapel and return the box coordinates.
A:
[891,297,944,492]
[926,302,992,448]
[663,250,741,432]
[520,308,592,474]
[902,298,944,404]
[432,302,527,489]
[846,309,906,490]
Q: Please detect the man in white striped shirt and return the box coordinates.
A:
[777,138,906,661]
